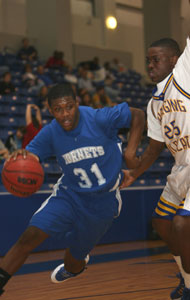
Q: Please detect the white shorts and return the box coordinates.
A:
[153,164,190,219]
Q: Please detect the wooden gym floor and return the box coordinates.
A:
[1,240,179,300]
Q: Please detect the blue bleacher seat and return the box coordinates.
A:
[9,105,26,117]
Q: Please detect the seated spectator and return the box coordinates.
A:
[22,64,37,87]
[0,139,9,161]
[22,64,44,94]
[37,86,49,109]
[88,57,106,83]
[36,65,53,87]
[5,126,26,153]
[40,97,49,114]
[92,85,115,108]
[110,57,126,73]
[17,38,38,61]
[0,72,16,95]
[79,89,93,107]
[22,104,42,148]
[64,66,78,85]
[104,74,120,102]
[104,62,116,80]
[78,57,100,71]
[45,50,68,70]
[77,67,95,95]
[37,86,51,114]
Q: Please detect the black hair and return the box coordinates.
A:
[3,71,11,78]
[17,125,26,135]
[149,38,181,57]
[47,83,76,107]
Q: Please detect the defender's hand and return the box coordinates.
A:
[119,169,136,189]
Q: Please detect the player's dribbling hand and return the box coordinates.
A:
[119,169,136,189]
[7,149,39,161]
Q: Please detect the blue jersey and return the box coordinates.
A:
[26,103,131,193]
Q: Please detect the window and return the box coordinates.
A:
[71,0,95,17]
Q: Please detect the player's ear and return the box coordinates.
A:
[170,55,178,67]
[76,97,80,107]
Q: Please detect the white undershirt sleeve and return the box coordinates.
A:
[147,99,165,142]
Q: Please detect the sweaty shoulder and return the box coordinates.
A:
[173,37,190,96]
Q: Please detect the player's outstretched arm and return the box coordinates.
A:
[120,138,165,189]
[124,107,145,169]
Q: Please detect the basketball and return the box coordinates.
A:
[1,154,44,197]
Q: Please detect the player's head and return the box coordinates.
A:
[146,38,181,83]
[48,83,80,131]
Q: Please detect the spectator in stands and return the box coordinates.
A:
[110,57,126,73]
[22,104,42,148]
[36,65,53,87]
[45,51,68,70]
[92,85,115,108]
[77,66,95,95]
[64,66,78,85]
[22,64,44,94]
[78,56,100,72]
[0,72,16,95]
[40,97,49,114]
[90,56,101,71]
[22,64,37,87]
[79,90,93,107]
[104,75,120,102]
[17,38,38,61]
[5,126,26,153]
[37,86,49,109]
[92,58,106,84]
[104,62,116,80]
[0,139,9,161]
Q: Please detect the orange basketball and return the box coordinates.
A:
[1,154,44,197]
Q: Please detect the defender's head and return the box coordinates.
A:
[146,38,181,83]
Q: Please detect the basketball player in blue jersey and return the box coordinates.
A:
[121,36,190,300]
[0,82,145,296]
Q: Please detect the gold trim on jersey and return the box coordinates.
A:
[153,74,173,101]
[155,196,179,217]
[158,201,176,214]
[179,199,185,208]
[173,78,190,99]
[160,196,179,209]
[155,207,168,216]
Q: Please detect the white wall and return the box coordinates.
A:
[181,0,190,49]
[0,0,188,75]
[72,15,103,48]
[72,14,145,74]
[0,0,26,35]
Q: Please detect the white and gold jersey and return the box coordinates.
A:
[147,37,190,166]
[147,38,190,217]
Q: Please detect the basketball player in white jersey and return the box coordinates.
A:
[121,37,190,300]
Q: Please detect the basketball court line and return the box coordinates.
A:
[131,258,174,265]
[15,245,170,276]
[57,286,175,300]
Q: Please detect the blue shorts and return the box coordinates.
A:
[29,185,122,260]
